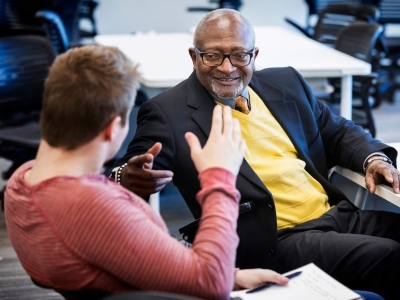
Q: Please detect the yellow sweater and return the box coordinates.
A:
[226,88,330,229]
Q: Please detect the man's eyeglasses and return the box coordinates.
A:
[194,46,255,67]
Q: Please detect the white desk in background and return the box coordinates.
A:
[94,26,371,120]
[331,143,400,212]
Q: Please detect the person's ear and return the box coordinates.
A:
[103,116,122,142]
[253,47,259,60]
[188,47,197,70]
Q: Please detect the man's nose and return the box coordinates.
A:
[217,57,237,73]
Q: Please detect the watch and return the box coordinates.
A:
[363,156,393,174]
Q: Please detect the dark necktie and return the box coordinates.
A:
[235,96,250,115]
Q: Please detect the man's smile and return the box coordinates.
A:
[214,76,240,85]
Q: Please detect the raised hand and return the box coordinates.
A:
[185,105,246,175]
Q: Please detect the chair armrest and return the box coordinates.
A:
[35,10,69,54]
[284,18,312,38]
[179,201,255,245]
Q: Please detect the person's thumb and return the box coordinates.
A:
[185,132,201,153]
[147,142,162,157]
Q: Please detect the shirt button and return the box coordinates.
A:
[269,248,275,256]
[268,204,273,211]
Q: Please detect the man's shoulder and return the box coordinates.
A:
[251,67,303,90]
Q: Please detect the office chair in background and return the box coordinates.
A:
[35,9,70,54]
[78,0,99,38]
[328,21,384,137]
[187,0,242,12]
[0,35,56,209]
[284,2,387,110]
[0,0,50,36]
[362,0,400,103]
[284,0,360,38]
[103,291,203,300]
[286,3,380,47]
[0,1,96,210]
[286,0,400,104]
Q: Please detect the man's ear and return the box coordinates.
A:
[188,47,197,70]
[253,47,259,60]
[103,116,122,142]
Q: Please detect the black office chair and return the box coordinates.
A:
[284,0,361,38]
[78,0,99,38]
[179,201,254,246]
[32,279,204,300]
[0,35,56,209]
[35,9,70,54]
[36,1,91,54]
[328,21,384,137]
[286,3,380,47]
[31,278,109,300]
[187,0,242,12]
[285,3,385,109]
[103,291,203,300]
[361,0,400,103]
[0,0,51,37]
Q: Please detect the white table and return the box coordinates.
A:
[95,26,371,119]
[331,143,400,210]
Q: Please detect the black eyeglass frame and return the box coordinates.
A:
[193,46,255,67]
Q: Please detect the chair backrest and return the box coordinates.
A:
[307,0,361,14]
[334,21,383,63]
[187,0,242,12]
[52,0,82,44]
[0,35,56,124]
[35,10,69,55]
[0,0,52,36]
[302,0,360,28]
[102,291,203,300]
[313,3,380,47]
[361,0,400,24]
[77,0,98,38]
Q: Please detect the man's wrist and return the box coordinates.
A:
[109,163,128,184]
[363,155,393,174]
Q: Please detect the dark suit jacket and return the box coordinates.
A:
[115,67,397,269]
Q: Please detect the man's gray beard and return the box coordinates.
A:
[211,79,244,99]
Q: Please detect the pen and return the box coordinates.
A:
[246,271,302,294]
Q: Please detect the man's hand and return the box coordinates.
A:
[185,105,246,176]
[365,158,400,194]
[120,142,173,196]
[234,269,289,290]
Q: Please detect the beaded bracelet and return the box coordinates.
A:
[116,163,128,184]
[363,156,392,174]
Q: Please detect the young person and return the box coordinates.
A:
[4,45,289,299]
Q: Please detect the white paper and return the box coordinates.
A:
[230,263,362,300]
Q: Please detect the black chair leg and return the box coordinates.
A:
[360,81,376,138]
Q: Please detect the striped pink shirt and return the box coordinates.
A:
[5,161,240,300]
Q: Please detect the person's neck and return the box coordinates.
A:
[25,140,107,185]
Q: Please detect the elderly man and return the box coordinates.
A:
[111,9,400,299]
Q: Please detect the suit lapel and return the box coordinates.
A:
[187,72,215,137]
